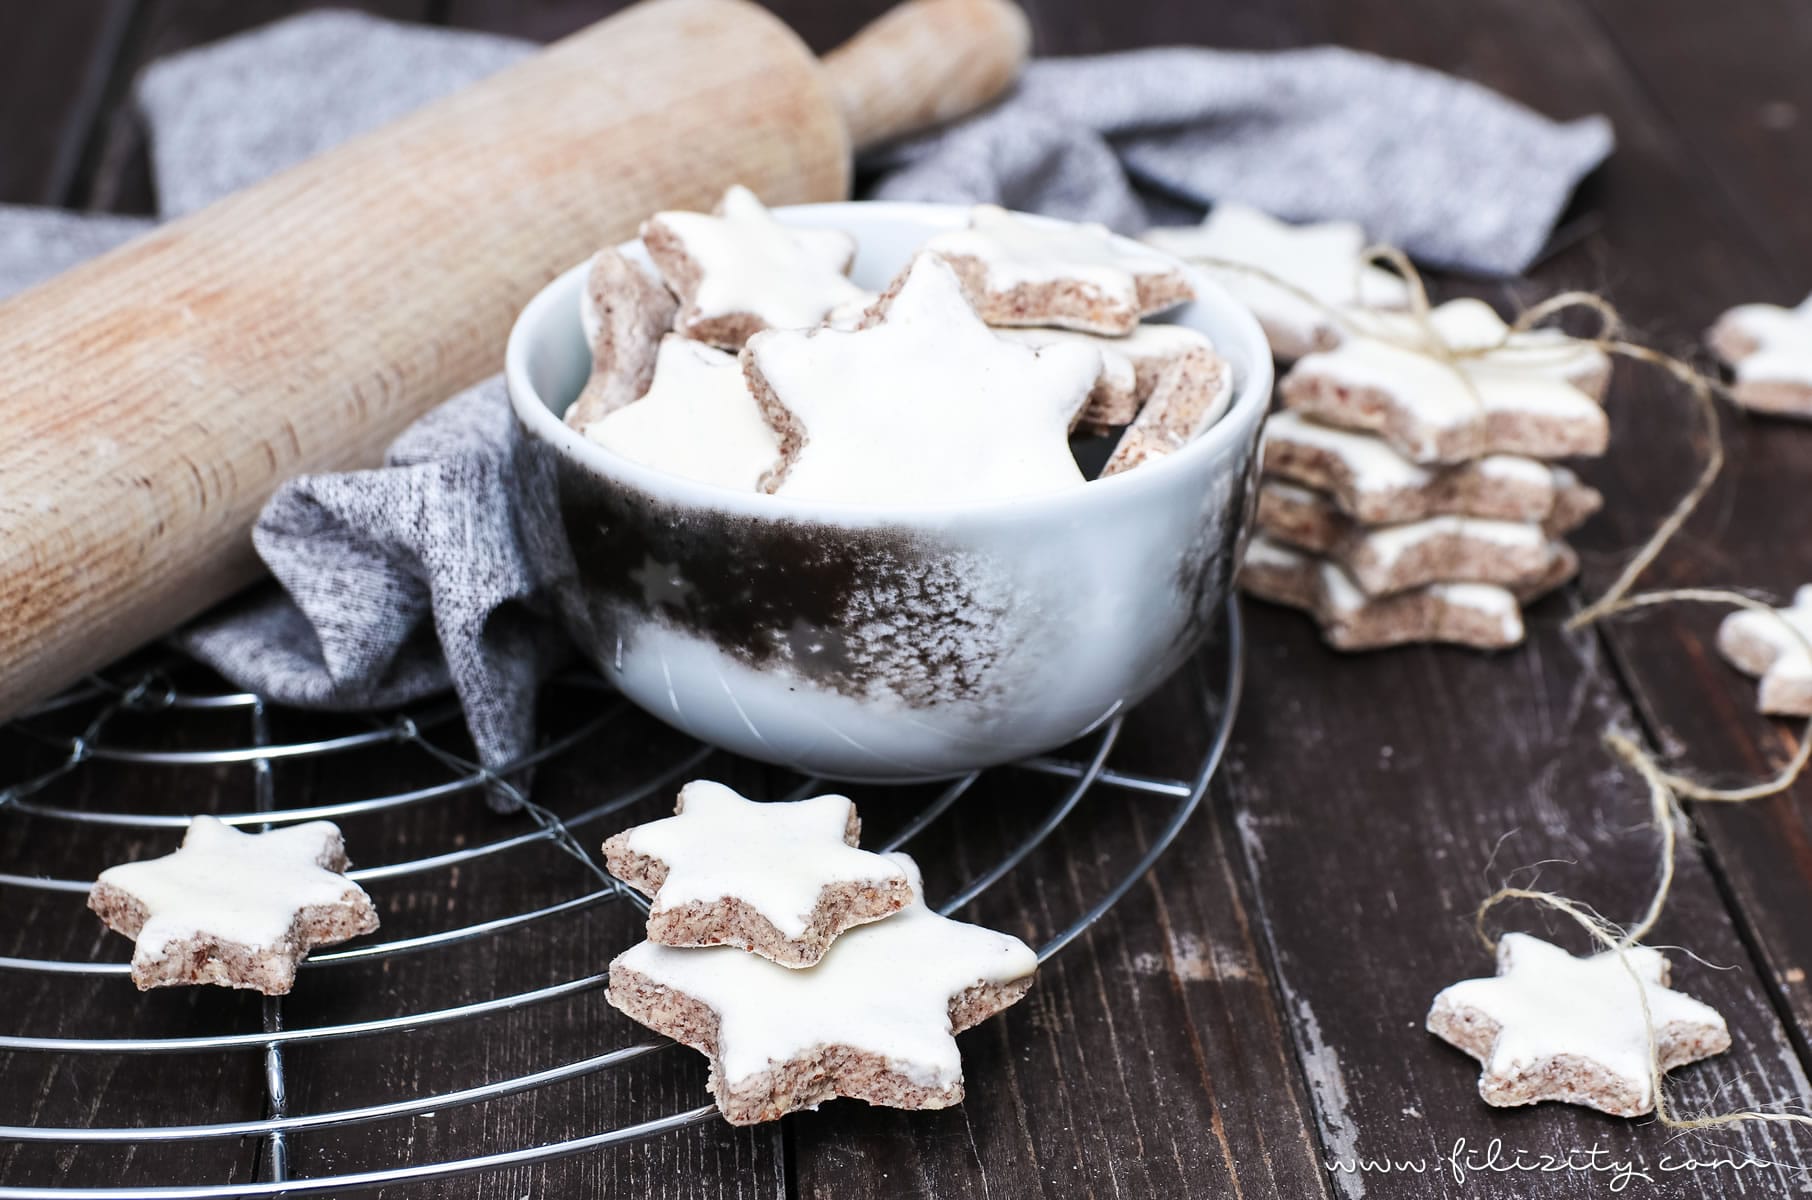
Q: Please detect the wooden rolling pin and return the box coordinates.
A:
[0,0,1029,719]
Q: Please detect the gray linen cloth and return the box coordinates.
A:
[0,11,1612,802]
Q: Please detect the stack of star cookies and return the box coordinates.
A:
[1241,299,1610,650]
[600,781,1037,1125]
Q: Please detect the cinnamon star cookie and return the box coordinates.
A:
[566,246,678,430]
[743,253,1099,505]
[642,184,864,349]
[1716,586,1812,716]
[603,781,912,968]
[87,816,378,995]
[1141,202,1411,362]
[606,853,1036,1124]
[1281,299,1609,464]
[1427,932,1729,1117]
[1707,294,1812,419]
[582,336,780,492]
[926,203,1194,335]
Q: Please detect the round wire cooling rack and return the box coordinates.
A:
[0,602,1244,1198]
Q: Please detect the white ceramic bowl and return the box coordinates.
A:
[507,202,1271,781]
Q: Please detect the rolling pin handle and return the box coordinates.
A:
[822,0,1031,152]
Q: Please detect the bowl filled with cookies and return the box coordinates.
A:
[507,189,1272,781]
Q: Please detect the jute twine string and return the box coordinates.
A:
[1189,248,1812,1132]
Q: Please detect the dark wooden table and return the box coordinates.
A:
[6,1,1812,1196]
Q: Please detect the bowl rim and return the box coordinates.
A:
[506,200,1274,523]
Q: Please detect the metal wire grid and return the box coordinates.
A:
[0,602,1245,1198]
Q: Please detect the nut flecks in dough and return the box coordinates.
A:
[601,781,912,967]
[743,253,1099,506]
[1098,346,1234,477]
[1716,585,1812,716]
[1142,202,1410,362]
[1427,932,1730,1118]
[86,816,378,995]
[566,247,680,432]
[606,852,1037,1124]
[926,204,1195,334]
[584,336,781,492]
[642,185,866,349]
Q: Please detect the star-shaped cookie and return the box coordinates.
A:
[1708,294,1812,419]
[1141,202,1410,361]
[602,781,913,967]
[607,852,1037,1124]
[1256,478,1591,582]
[87,816,378,995]
[925,204,1195,334]
[1262,411,1602,527]
[1098,345,1234,477]
[581,335,781,491]
[995,322,1214,431]
[641,184,865,348]
[1241,535,1538,651]
[565,247,678,431]
[1427,932,1730,1117]
[743,253,1100,505]
[1717,585,1812,716]
[1281,299,1610,464]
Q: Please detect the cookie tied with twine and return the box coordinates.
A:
[1223,243,1614,650]
[1188,229,1812,1129]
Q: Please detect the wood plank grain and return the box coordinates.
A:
[788,653,1337,1200]
[1224,606,1812,1197]
[1312,0,1812,1080]
[0,673,278,1190]
[14,4,1806,1200]
[1220,0,1812,1191]
[0,669,791,1197]
[0,0,137,205]
[1552,0,1812,1052]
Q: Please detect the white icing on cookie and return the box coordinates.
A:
[822,293,880,331]
[1475,455,1555,487]
[1291,299,1607,461]
[1351,298,1609,390]
[1243,533,1308,574]
[1716,585,1812,714]
[584,336,780,491]
[1316,562,1519,634]
[1264,411,1436,493]
[1141,203,1410,359]
[621,781,907,940]
[993,327,1138,402]
[747,254,1099,505]
[611,852,1036,1090]
[1428,932,1729,1115]
[1715,295,1812,379]
[928,204,1181,293]
[94,817,370,964]
[996,323,1211,393]
[651,184,865,331]
[1362,516,1550,572]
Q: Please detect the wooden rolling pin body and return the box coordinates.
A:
[0,0,1028,718]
